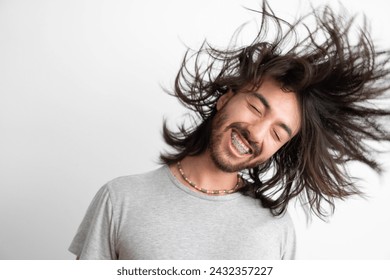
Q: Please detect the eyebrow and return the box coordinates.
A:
[251,92,270,109]
[250,92,293,137]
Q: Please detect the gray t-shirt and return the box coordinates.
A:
[69,166,296,259]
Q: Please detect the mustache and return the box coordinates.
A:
[227,123,261,156]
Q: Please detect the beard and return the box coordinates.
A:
[208,110,263,173]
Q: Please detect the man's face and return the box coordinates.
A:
[209,77,301,173]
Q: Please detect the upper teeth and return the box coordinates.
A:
[231,132,250,154]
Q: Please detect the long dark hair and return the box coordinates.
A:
[160,1,390,219]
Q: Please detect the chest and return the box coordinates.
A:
[113,198,283,259]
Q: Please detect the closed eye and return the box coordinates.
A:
[250,104,262,115]
[273,130,281,141]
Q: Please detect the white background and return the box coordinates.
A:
[0,0,389,259]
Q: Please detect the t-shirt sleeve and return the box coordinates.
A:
[281,214,297,260]
[68,184,117,259]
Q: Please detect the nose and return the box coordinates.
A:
[247,121,270,153]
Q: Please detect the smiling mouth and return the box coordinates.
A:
[231,131,251,155]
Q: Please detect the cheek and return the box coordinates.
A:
[256,141,284,162]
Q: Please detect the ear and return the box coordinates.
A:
[216,91,234,111]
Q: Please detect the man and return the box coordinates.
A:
[69,1,390,259]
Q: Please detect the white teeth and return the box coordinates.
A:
[231,132,250,155]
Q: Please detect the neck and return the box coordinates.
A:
[170,151,239,193]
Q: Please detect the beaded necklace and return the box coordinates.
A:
[176,161,241,195]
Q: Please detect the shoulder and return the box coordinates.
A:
[107,165,165,189]
[263,208,295,236]
[273,211,295,235]
[264,207,294,228]
[103,165,168,203]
